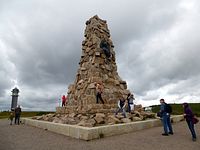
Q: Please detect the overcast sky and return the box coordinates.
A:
[0,0,200,111]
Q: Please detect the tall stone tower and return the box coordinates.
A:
[67,15,130,110]
[11,87,20,110]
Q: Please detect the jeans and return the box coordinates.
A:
[186,120,197,139]
[127,103,134,113]
[162,114,173,134]
[127,103,131,113]
[15,114,20,125]
[115,107,126,118]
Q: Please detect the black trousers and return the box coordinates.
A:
[96,92,104,104]
[15,114,20,125]
[62,101,65,107]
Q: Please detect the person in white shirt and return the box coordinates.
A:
[127,93,135,113]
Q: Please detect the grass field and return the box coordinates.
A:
[151,103,200,117]
[0,111,54,119]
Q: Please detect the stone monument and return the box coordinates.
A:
[36,16,156,127]
[57,15,131,114]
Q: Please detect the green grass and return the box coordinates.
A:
[152,103,200,117]
[0,111,54,119]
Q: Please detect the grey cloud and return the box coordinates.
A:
[117,6,200,96]
[2,6,83,88]
[0,75,11,97]
[109,0,180,50]
[1,0,200,110]
[167,76,200,96]
[0,52,15,97]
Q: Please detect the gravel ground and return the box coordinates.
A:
[0,118,199,150]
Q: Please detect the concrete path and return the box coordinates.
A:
[0,119,199,150]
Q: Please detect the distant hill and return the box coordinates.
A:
[151,103,200,117]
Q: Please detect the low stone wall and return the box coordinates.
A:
[21,115,184,141]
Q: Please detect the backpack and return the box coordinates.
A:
[165,104,172,113]
[192,117,199,124]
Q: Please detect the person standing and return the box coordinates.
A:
[95,82,104,104]
[115,97,126,118]
[62,95,67,107]
[14,105,21,125]
[127,93,135,113]
[183,103,197,141]
[159,99,173,136]
[9,111,14,125]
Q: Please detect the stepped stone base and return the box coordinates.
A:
[21,115,184,141]
[56,104,117,114]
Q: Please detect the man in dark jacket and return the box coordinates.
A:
[15,105,21,125]
[160,99,173,136]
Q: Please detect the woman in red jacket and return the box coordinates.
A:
[62,95,67,107]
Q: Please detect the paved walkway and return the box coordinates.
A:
[0,119,199,150]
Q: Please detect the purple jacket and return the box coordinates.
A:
[183,103,194,122]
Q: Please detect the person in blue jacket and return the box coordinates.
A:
[159,99,173,136]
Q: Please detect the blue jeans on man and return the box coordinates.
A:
[15,114,20,125]
[186,120,197,140]
[162,113,173,135]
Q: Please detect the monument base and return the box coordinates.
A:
[21,115,184,141]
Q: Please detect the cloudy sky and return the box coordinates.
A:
[0,0,200,111]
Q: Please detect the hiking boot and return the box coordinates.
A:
[162,133,169,136]
[169,132,174,135]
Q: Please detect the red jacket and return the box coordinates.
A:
[62,95,67,102]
